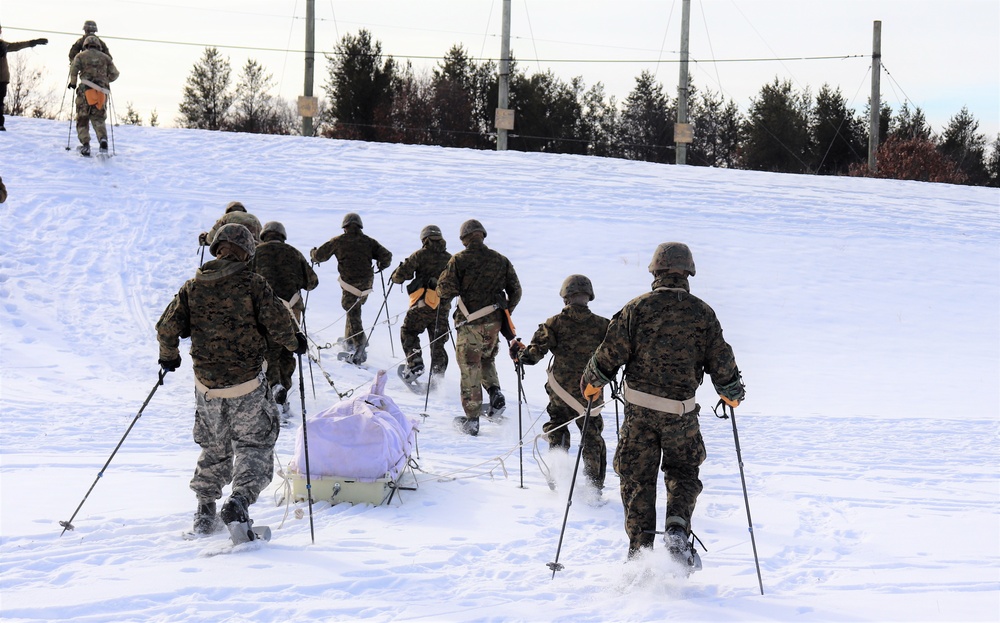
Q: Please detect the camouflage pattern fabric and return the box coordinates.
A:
[208,212,263,244]
[391,237,452,373]
[613,404,705,555]
[455,317,502,419]
[69,49,118,146]
[69,35,111,61]
[435,238,521,325]
[312,227,392,350]
[155,258,299,388]
[2,39,40,83]
[520,303,610,488]
[189,378,280,505]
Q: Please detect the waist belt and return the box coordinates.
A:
[338,277,373,298]
[80,78,110,94]
[195,368,265,400]
[456,297,498,325]
[623,380,695,416]
[546,366,603,416]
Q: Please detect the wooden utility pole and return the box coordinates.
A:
[675,0,692,164]
[496,0,513,151]
[868,20,882,172]
[300,0,317,137]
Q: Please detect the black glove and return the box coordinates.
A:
[68,83,77,90]
[31,38,49,46]
[509,339,525,361]
[159,356,182,372]
[198,232,209,246]
[294,332,308,355]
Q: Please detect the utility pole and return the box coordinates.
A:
[495,0,513,151]
[300,0,317,137]
[674,0,693,164]
[868,20,882,172]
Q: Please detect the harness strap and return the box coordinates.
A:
[456,297,498,325]
[546,366,604,416]
[338,277,373,298]
[80,78,110,94]
[195,369,266,400]
[622,380,695,416]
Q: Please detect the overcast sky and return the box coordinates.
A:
[4,0,998,138]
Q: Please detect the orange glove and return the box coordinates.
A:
[720,395,740,408]
[583,383,602,401]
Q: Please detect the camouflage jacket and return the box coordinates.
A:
[70,48,119,89]
[520,304,610,409]
[390,238,451,307]
[250,240,319,304]
[583,273,740,401]
[156,259,298,388]
[436,239,521,324]
[69,36,111,62]
[2,39,41,83]
[311,229,392,290]
[208,212,262,243]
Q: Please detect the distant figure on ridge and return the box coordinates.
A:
[69,35,118,156]
[68,20,111,61]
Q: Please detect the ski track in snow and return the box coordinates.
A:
[1,118,998,622]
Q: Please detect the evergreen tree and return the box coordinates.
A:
[508,69,585,154]
[986,135,1000,188]
[618,70,672,163]
[230,59,290,134]
[149,109,159,127]
[430,45,483,148]
[323,29,395,141]
[938,106,989,185]
[890,103,932,140]
[384,60,434,145]
[121,102,143,126]
[742,77,812,173]
[688,88,742,168]
[579,82,619,158]
[177,47,234,130]
[810,84,865,175]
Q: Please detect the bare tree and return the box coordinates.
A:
[5,56,57,119]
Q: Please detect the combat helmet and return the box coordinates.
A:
[210,223,256,259]
[342,212,363,229]
[648,242,696,277]
[459,219,487,240]
[83,20,98,34]
[261,221,287,241]
[83,35,102,50]
[559,274,595,301]
[420,225,443,242]
[224,201,246,213]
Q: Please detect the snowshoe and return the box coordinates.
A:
[397,364,428,393]
[664,523,702,575]
[79,144,91,157]
[454,416,480,436]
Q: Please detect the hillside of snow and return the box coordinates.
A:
[0,116,998,622]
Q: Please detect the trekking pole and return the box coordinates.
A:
[302,286,316,399]
[547,397,595,578]
[379,270,395,357]
[420,304,443,417]
[359,273,390,359]
[60,369,168,536]
[514,354,526,489]
[298,353,316,545]
[65,113,74,151]
[715,400,764,595]
[198,243,206,267]
[611,377,621,440]
[108,91,117,155]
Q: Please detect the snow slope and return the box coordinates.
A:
[0,116,998,622]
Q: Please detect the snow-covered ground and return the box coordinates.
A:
[1,117,998,622]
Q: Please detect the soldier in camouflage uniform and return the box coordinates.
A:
[68,21,111,61]
[390,225,452,382]
[250,221,319,410]
[1,24,49,132]
[436,219,521,436]
[581,242,745,564]
[156,223,306,534]
[68,35,118,156]
[511,275,610,491]
[199,201,263,247]
[310,213,392,365]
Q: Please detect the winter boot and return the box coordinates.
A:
[664,516,701,573]
[192,500,219,535]
[220,492,250,525]
[271,383,287,406]
[487,386,506,419]
[79,143,91,157]
[99,139,108,152]
[453,416,480,436]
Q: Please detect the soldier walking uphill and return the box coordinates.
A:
[511,275,610,494]
[436,219,521,436]
[155,224,307,536]
[250,221,319,411]
[390,225,452,384]
[311,213,392,365]
[0,24,49,132]
[581,243,745,568]
[69,36,118,156]
[68,21,111,61]
[199,201,262,248]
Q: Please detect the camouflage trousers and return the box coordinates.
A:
[264,343,296,400]
[341,290,369,351]
[613,403,706,555]
[75,88,108,145]
[455,317,501,419]
[189,377,281,505]
[543,402,607,490]
[400,303,450,374]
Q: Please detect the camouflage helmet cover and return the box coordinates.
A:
[83,35,102,49]
[559,274,595,301]
[420,224,443,242]
[342,212,363,229]
[224,201,246,213]
[83,20,98,34]
[459,219,487,240]
[261,221,287,241]
[648,242,696,276]
[210,223,256,259]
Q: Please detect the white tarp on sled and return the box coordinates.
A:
[288,370,419,505]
